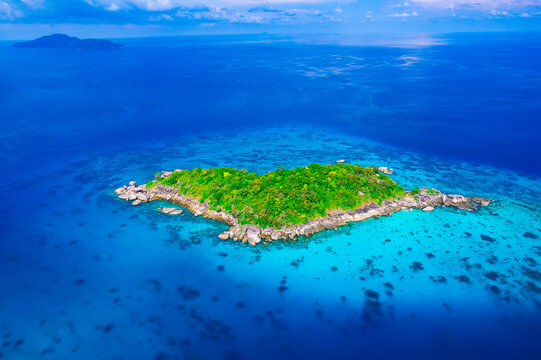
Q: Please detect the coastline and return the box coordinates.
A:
[115,176,492,245]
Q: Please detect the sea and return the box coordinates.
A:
[0,32,540,360]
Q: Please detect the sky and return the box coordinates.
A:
[0,0,540,39]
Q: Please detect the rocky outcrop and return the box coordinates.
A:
[378,166,393,175]
[115,181,492,246]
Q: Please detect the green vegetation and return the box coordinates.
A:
[149,163,407,229]
[427,189,438,194]
[411,187,421,195]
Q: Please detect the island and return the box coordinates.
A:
[13,34,122,49]
[115,163,492,245]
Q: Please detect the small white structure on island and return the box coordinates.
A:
[336,159,345,163]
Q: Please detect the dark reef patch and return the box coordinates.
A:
[431,276,447,283]
[522,267,541,281]
[485,271,499,281]
[177,286,201,300]
[481,235,496,242]
[364,289,380,299]
[201,320,234,343]
[410,262,424,272]
[524,281,541,294]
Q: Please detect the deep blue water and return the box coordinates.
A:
[0,33,540,359]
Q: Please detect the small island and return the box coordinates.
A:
[13,34,122,49]
[115,163,492,245]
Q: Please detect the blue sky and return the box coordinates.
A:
[1,0,540,39]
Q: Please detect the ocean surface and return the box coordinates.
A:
[0,33,540,359]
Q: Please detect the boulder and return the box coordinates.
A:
[218,232,229,240]
[129,181,136,186]
[336,159,345,163]
[158,207,183,215]
[378,167,393,175]
[137,193,149,202]
[132,199,142,206]
[423,206,435,212]
[246,230,261,245]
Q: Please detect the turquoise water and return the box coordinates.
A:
[2,126,540,359]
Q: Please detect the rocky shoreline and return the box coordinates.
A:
[115,173,493,245]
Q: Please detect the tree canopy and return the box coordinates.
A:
[148,163,406,229]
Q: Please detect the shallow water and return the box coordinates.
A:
[1,127,540,359]
[0,34,540,359]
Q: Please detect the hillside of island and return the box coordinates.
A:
[13,34,122,49]
[115,163,492,245]
[149,163,404,228]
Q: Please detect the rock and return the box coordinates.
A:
[358,191,365,196]
[161,171,173,177]
[423,206,435,212]
[137,193,149,202]
[174,169,183,173]
[378,166,393,175]
[218,233,229,240]
[114,186,126,195]
[127,192,138,201]
[448,194,466,204]
[132,199,142,206]
[336,159,345,163]
[129,181,136,186]
[246,229,261,245]
[158,207,183,215]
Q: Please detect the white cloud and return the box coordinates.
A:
[88,0,347,10]
[391,2,410,7]
[107,2,120,11]
[173,6,340,24]
[411,0,541,10]
[150,13,174,20]
[0,1,22,19]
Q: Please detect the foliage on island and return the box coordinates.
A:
[147,163,407,229]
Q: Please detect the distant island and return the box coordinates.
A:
[115,163,492,245]
[13,34,122,49]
